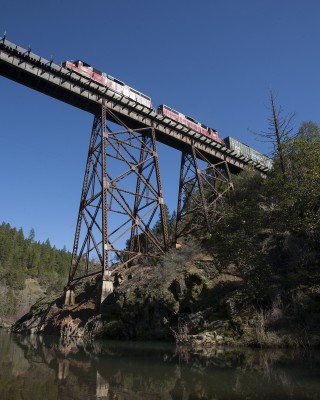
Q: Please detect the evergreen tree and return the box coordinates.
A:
[0,222,71,303]
[28,228,35,243]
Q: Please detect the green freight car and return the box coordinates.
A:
[224,136,272,170]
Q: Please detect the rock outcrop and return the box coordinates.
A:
[12,247,320,349]
[13,251,245,345]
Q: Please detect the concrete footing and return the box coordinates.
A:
[64,289,75,306]
[100,270,113,306]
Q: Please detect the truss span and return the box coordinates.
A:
[0,36,269,173]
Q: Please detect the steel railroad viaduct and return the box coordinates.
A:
[0,37,267,304]
[0,37,268,173]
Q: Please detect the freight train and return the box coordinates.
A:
[62,59,272,169]
[62,60,152,108]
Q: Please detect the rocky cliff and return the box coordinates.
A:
[12,245,320,349]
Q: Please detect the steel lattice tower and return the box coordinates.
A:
[67,105,169,291]
[175,144,233,242]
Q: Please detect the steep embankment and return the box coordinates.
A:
[12,243,320,348]
[12,250,242,344]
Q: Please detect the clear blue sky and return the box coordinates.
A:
[0,0,319,250]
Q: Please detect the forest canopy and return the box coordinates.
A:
[0,223,70,317]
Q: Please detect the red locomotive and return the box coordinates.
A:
[62,60,152,108]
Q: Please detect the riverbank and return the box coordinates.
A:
[12,246,320,349]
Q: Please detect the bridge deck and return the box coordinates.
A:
[0,38,268,173]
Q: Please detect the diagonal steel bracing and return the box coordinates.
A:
[175,143,233,243]
[68,106,169,287]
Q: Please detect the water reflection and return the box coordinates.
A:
[0,330,320,399]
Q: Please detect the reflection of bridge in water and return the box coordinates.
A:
[1,331,318,400]
[0,36,268,305]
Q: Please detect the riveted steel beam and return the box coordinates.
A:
[175,143,233,243]
[68,107,169,288]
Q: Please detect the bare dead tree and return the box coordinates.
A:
[252,90,295,175]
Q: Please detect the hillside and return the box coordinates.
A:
[12,238,320,348]
[0,223,70,325]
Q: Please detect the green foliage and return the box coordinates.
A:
[257,121,320,245]
[0,285,19,317]
[214,169,267,267]
[122,205,177,257]
[0,222,71,316]
[212,121,320,305]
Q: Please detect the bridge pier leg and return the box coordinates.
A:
[67,105,168,306]
[175,143,233,243]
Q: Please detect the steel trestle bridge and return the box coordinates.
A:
[0,37,268,304]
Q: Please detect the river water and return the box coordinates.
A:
[0,330,320,399]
